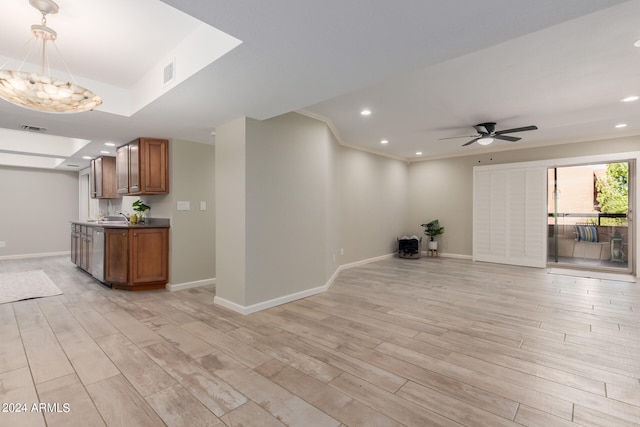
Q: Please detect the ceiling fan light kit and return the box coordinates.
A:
[0,0,102,113]
[477,137,494,145]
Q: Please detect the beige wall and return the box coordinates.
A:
[339,146,409,263]
[0,166,78,257]
[324,127,342,278]
[408,155,476,256]
[408,135,640,257]
[166,139,215,285]
[215,112,411,309]
[215,117,248,305]
[245,114,329,305]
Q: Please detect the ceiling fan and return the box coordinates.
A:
[440,122,538,146]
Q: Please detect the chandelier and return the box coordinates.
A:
[0,0,102,113]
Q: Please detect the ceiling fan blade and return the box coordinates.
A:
[438,135,478,140]
[494,125,538,135]
[462,138,480,147]
[493,134,521,142]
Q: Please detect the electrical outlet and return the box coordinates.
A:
[0,241,5,248]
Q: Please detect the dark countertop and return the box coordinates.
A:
[71,218,170,228]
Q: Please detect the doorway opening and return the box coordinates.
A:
[547,161,633,274]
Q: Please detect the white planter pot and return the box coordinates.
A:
[427,240,438,250]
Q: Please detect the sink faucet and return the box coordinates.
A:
[117,212,129,221]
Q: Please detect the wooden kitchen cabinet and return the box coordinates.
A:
[105,228,129,284]
[81,226,93,274]
[90,156,120,199]
[71,225,93,274]
[130,228,169,286]
[116,138,168,195]
[72,221,169,291]
[128,140,140,193]
[105,227,168,290]
[70,224,80,265]
[116,145,130,194]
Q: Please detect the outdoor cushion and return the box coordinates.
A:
[576,225,598,242]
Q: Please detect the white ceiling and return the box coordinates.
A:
[0,0,638,170]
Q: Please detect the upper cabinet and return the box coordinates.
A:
[116,138,169,195]
[116,145,129,194]
[90,156,120,199]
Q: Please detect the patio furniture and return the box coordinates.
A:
[573,224,609,260]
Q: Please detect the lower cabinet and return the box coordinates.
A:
[81,226,93,274]
[70,224,93,275]
[105,227,169,290]
[105,228,129,284]
[70,224,79,265]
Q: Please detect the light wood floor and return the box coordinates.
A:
[1,255,639,427]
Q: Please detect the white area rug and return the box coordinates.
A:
[548,268,637,283]
[0,270,63,304]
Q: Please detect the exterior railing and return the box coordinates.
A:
[547,212,627,226]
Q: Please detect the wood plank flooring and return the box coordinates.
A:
[0,255,639,426]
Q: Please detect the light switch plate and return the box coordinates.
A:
[200,201,206,211]
[177,201,190,211]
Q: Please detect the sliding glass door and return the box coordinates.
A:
[547,161,633,273]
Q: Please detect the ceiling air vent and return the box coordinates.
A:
[163,58,176,85]
[20,124,47,133]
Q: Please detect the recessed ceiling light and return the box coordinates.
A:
[100,150,110,154]
[104,142,116,146]
[416,151,422,156]
[621,95,639,102]
[380,139,389,144]
[634,39,640,48]
[82,156,92,160]
[360,109,371,116]
[615,123,627,128]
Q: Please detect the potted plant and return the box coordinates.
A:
[421,219,444,251]
[132,199,150,223]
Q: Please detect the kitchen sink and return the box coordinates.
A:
[94,220,129,225]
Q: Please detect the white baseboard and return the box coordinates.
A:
[213,252,396,315]
[420,251,472,260]
[0,251,70,261]
[339,253,395,270]
[167,278,216,292]
[214,284,329,315]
